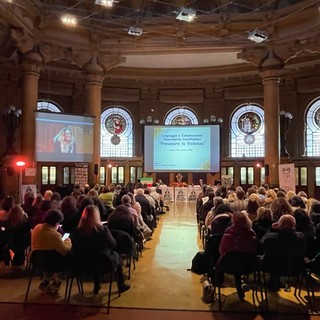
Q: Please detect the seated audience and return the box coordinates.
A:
[0,196,15,265]
[98,185,114,210]
[293,208,316,258]
[30,200,53,229]
[21,192,35,216]
[289,195,307,212]
[51,192,62,209]
[205,196,224,228]
[229,187,248,212]
[6,205,31,267]
[270,197,293,221]
[210,204,233,234]
[252,207,273,240]
[107,204,140,243]
[0,196,14,224]
[60,196,79,232]
[246,197,260,221]
[135,188,155,230]
[260,214,306,291]
[199,192,215,224]
[70,205,130,294]
[262,189,277,207]
[215,211,257,299]
[31,209,72,294]
[127,192,152,240]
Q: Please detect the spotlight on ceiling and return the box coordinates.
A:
[176,7,196,22]
[248,30,268,43]
[128,26,143,36]
[95,0,114,7]
[61,14,77,26]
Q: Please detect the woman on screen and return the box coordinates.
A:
[176,173,183,183]
[53,127,76,153]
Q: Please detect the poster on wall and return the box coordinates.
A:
[175,187,188,202]
[74,164,89,187]
[22,184,37,202]
[221,175,233,188]
[278,163,295,193]
[187,186,201,201]
[161,186,174,201]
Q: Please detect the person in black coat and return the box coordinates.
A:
[6,205,31,266]
[260,214,306,290]
[107,204,140,243]
[70,205,130,294]
[134,188,155,230]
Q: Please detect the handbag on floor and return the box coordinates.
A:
[202,279,215,304]
[190,251,206,275]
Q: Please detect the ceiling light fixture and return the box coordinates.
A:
[176,7,196,22]
[128,26,143,36]
[95,0,114,7]
[248,30,268,43]
[61,14,77,26]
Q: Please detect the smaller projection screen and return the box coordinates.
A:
[35,112,94,162]
[144,125,220,172]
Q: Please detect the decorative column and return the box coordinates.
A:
[260,64,282,187]
[238,47,286,187]
[20,51,42,184]
[83,52,125,185]
[84,62,104,186]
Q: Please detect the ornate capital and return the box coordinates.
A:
[38,43,92,68]
[83,52,126,85]
[286,34,320,62]
[97,52,126,72]
[238,47,287,70]
[19,51,42,76]
[10,28,37,54]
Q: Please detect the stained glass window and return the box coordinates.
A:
[305,98,320,156]
[37,100,62,113]
[101,106,133,157]
[230,104,265,157]
[164,107,199,125]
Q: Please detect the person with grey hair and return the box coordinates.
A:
[121,194,140,228]
[127,192,152,240]
[134,188,155,231]
[230,187,248,213]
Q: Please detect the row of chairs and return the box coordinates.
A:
[24,229,138,314]
[198,217,320,312]
[208,250,316,312]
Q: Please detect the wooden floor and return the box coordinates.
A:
[0,201,319,320]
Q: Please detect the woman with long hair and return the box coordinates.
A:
[71,205,130,294]
[60,196,79,232]
[6,205,31,266]
[270,197,293,221]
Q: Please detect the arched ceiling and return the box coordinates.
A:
[0,0,319,82]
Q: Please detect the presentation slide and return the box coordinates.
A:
[35,112,94,163]
[144,125,220,172]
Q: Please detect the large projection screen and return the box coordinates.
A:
[144,125,220,172]
[35,112,94,162]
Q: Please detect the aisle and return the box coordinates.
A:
[111,201,208,310]
[0,201,315,315]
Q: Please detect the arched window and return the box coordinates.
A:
[305,98,320,156]
[37,100,62,112]
[101,106,133,157]
[164,107,199,125]
[230,104,265,158]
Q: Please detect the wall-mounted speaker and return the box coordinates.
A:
[265,164,269,176]
[94,164,99,175]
